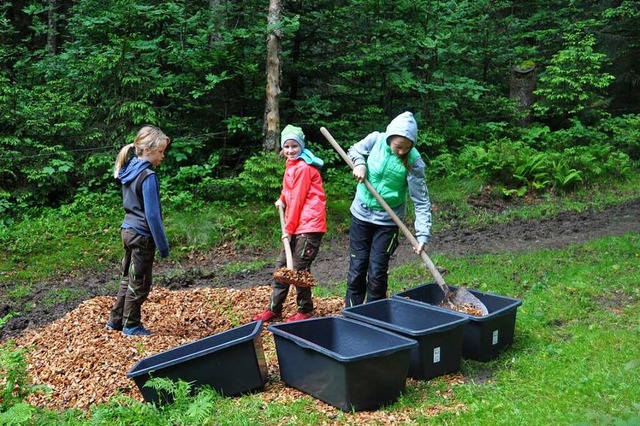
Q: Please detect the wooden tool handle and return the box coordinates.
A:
[320,126,448,292]
[278,204,294,269]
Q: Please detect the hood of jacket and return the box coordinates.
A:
[385,111,418,145]
[118,157,152,185]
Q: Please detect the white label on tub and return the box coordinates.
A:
[492,330,499,345]
[433,347,441,363]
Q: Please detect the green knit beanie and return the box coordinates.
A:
[280,124,305,150]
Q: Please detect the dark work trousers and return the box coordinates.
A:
[269,233,323,314]
[109,229,156,328]
[345,216,399,308]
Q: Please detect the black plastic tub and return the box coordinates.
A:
[268,316,417,412]
[394,283,522,362]
[342,298,469,380]
[127,321,268,404]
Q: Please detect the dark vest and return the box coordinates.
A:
[122,168,154,234]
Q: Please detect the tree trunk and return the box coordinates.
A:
[209,0,224,47]
[47,0,57,54]
[263,0,282,152]
[510,64,536,126]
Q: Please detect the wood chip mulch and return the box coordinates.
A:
[12,286,465,423]
[273,267,317,287]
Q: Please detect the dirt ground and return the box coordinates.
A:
[2,198,640,340]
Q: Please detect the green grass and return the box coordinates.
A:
[2,176,640,425]
[385,233,640,425]
[1,240,640,425]
[3,234,638,425]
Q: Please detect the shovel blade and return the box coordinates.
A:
[451,287,489,316]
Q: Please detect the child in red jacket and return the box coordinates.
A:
[253,125,327,322]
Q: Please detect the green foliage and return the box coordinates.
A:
[238,152,284,202]
[533,30,615,123]
[0,402,37,426]
[435,136,632,197]
[0,312,18,329]
[77,153,119,195]
[598,114,640,160]
[1,0,639,217]
[88,378,220,425]
[0,342,48,412]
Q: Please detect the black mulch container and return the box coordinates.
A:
[268,316,417,412]
[394,283,522,362]
[127,321,268,404]
[342,298,469,380]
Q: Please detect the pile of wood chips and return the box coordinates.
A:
[272,267,317,287]
[12,285,464,423]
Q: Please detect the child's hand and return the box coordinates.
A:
[275,199,285,208]
[413,242,425,254]
[353,164,367,182]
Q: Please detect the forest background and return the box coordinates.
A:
[1,2,640,424]
[1,0,640,221]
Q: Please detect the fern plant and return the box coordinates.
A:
[88,377,220,426]
[0,342,49,412]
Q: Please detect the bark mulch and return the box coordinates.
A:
[14,286,465,423]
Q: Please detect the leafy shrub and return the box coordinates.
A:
[533,31,614,123]
[323,168,355,200]
[164,154,221,188]
[541,118,608,150]
[77,152,117,194]
[598,114,640,160]
[88,377,220,425]
[560,144,631,183]
[238,152,284,202]
[195,177,246,202]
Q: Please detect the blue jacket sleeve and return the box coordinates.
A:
[142,174,170,258]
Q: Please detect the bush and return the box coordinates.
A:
[238,152,285,202]
[598,114,640,160]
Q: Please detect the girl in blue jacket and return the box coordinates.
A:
[346,112,432,307]
[105,125,170,336]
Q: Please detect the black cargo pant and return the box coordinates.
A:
[109,228,156,328]
[345,216,399,308]
[268,233,323,315]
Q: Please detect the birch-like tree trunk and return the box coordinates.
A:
[263,0,282,152]
[47,0,57,54]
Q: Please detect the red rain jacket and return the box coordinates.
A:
[279,159,327,235]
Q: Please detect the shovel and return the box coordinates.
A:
[272,204,317,288]
[321,127,488,316]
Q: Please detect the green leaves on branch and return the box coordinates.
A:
[533,32,615,121]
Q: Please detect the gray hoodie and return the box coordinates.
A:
[348,111,432,244]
